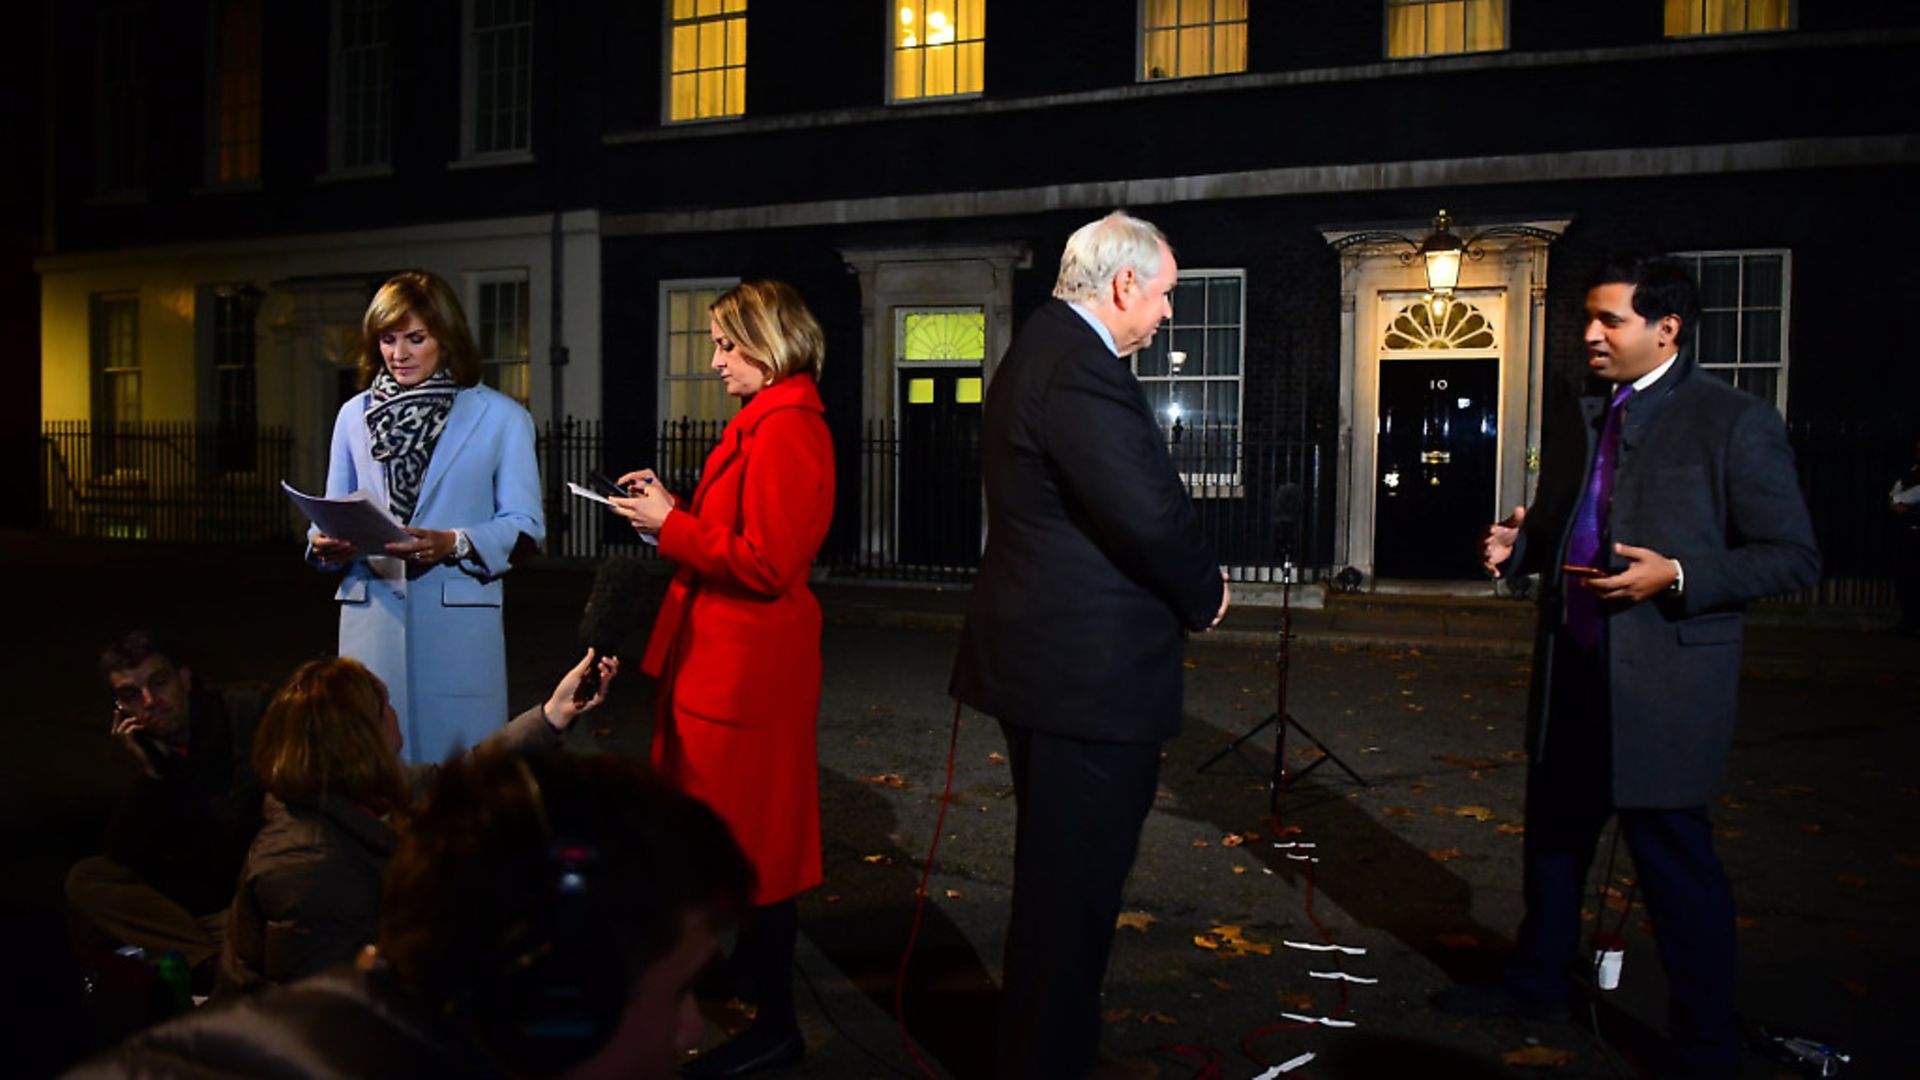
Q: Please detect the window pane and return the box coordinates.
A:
[668,4,745,120]
[1206,277,1240,324]
[1698,257,1740,308]
[1737,367,1778,403]
[1742,255,1783,307]
[1205,328,1238,375]
[1696,310,1737,363]
[1742,310,1781,364]
[893,1,985,101]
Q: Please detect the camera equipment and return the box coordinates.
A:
[1197,482,1367,815]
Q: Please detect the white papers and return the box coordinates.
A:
[566,481,614,506]
[568,481,656,546]
[281,481,411,549]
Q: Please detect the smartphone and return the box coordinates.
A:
[1560,564,1603,578]
[585,470,631,499]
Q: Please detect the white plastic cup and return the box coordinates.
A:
[1595,947,1624,990]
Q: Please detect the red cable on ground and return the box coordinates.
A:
[894,700,965,1080]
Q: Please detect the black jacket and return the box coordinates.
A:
[951,300,1224,742]
[1507,352,1819,806]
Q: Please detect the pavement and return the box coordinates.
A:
[4,530,1916,1078]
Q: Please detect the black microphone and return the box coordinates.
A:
[573,555,653,704]
[1273,482,1304,531]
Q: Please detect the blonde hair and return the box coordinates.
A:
[709,280,825,383]
[1052,211,1168,304]
[358,271,482,389]
[253,657,409,814]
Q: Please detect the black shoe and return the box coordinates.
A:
[1431,980,1570,1023]
[681,1024,804,1078]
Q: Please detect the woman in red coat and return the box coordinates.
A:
[609,279,834,1078]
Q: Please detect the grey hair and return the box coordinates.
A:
[1052,211,1168,303]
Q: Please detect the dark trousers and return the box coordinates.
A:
[995,721,1162,1080]
[1508,640,1740,1076]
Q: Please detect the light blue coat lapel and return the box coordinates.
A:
[345,396,391,509]
[414,388,486,514]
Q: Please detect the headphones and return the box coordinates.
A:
[470,754,630,1074]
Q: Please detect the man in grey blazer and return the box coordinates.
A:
[1438,257,1819,1078]
[951,211,1229,1078]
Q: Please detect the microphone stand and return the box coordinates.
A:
[1197,531,1367,818]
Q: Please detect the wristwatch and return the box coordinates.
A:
[451,529,472,563]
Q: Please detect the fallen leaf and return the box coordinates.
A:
[1191,839,1211,848]
[1735,915,1760,929]
[1501,1046,1575,1067]
[1232,865,1248,875]
[1243,831,1261,842]
[1183,658,1198,669]
[1718,828,1745,839]
[1115,911,1158,933]
[944,889,962,899]
[1440,754,1500,769]
[1436,932,1480,949]
[862,854,892,865]
[1221,833,1246,847]
[865,704,897,718]
[1209,978,1233,990]
[1272,824,1305,838]
[1137,1011,1177,1025]
[1801,823,1823,835]
[1428,847,1462,862]
[1102,1008,1133,1023]
[1406,703,1427,712]
[987,751,1006,764]
[591,727,612,737]
[722,997,758,1021]
[1383,806,1415,818]
[1453,805,1495,821]
[1836,873,1868,887]
[1276,991,1315,1010]
[1469,769,1485,781]
[862,774,909,788]
[1192,935,1221,951]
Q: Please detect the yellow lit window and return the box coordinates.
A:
[668,0,746,122]
[1386,0,1507,59]
[892,2,984,102]
[1664,0,1791,37]
[1142,0,1247,81]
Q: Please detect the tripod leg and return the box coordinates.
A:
[1283,714,1369,788]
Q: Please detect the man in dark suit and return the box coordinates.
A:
[1436,257,1819,1077]
[951,210,1229,1079]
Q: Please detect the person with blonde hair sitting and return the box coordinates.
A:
[214,649,617,997]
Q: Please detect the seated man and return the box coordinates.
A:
[72,747,756,1080]
[65,631,266,969]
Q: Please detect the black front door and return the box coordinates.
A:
[897,368,982,568]
[1374,358,1498,578]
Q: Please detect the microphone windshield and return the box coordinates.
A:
[1273,482,1304,530]
[577,555,654,656]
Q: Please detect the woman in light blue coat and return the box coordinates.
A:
[308,271,545,764]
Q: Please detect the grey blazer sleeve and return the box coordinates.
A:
[1671,401,1820,613]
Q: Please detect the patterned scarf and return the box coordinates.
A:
[366,369,458,524]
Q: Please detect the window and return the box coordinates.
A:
[331,0,392,172]
[891,2,985,102]
[1386,0,1507,59]
[209,286,262,472]
[475,274,532,408]
[94,6,147,196]
[667,0,746,122]
[660,280,738,423]
[1664,0,1792,37]
[1671,250,1790,411]
[92,295,141,474]
[207,0,263,185]
[1141,0,1246,81]
[464,0,533,157]
[1133,271,1245,487]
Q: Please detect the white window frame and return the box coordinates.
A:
[886,1,987,105]
[94,5,147,199]
[662,0,748,125]
[1136,0,1249,83]
[458,0,534,165]
[1384,0,1509,60]
[204,0,264,189]
[1670,248,1792,415]
[1131,268,1247,494]
[1663,0,1796,38]
[657,278,741,425]
[327,0,393,178]
[469,270,534,409]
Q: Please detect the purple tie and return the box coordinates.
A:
[1565,384,1634,649]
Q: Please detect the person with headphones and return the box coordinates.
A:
[69,748,757,1079]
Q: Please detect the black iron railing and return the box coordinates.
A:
[40,421,296,543]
